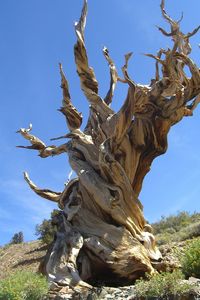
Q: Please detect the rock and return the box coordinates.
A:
[189,277,200,284]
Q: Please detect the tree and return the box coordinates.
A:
[35,209,60,244]
[10,232,24,244]
[17,0,200,296]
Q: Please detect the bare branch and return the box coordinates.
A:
[160,0,179,28]
[156,26,174,37]
[41,144,69,157]
[74,0,113,137]
[186,25,200,38]
[103,47,118,105]
[75,0,87,45]
[159,0,198,55]
[24,172,61,202]
[59,63,82,131]
[74,0,98,95]
[16,124,68,158]
[144,53,164,65]
[174,53,200,88]
[187,94,200,113]
[121,52,135,86]
[107,53,136,148]
[50,134,69,141]
[16,124,46,150]
[155,49,165,81]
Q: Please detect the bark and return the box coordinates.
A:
[17,0,200,296]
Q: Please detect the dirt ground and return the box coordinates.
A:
[0,240,47,280]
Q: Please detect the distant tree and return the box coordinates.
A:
[10,231,24,244]
[35,209,60,244]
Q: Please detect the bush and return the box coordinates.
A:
[10,232,24,244]
[152,211,192,235]
[35,209,60,244]
[178,222,200,241]
[156,232,173,246]
[0,271,48,300]
[135,270,193,299]
[152,210,200,245]
[155,221,200,245]
[181,238,200,278]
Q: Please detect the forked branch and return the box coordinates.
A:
[17,124,68,157]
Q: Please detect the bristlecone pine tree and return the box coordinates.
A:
[17,0,200,296]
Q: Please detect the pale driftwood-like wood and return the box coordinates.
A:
[17,0,200,296]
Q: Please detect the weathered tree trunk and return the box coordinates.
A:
[17,0,200,296]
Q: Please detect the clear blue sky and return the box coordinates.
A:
[0,0,200,245]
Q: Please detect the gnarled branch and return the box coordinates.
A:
[103,47,118,105]
[17,124,68,158]
[24,172,61,202]
[58,63,82,131]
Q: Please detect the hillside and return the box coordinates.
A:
[152,211,200,245]
[0,241,47,280]
[1,238,200,299]
[1,211,200,280]
[0,238,183,281]
[1,212,200,299]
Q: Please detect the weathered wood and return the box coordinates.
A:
[103,47,118,105]
[17,0,200,296]
[24,172,61,203]
[58,63,82,131]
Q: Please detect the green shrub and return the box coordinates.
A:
[35,209,60,244]
[178,222,200,241]
[10,232,24,245]
[156,221,200,246]
[181,238,200,278]
[135,270,193,299]
[152,211,192,235]
[0,271,48,300]
[156,232,173,246]
[152,209,200,246]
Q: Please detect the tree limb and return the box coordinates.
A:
[103,47,118,105]
[58,63,82,131]
[24,172,61,202]
[74,0,113,123]
[17,124,68,157]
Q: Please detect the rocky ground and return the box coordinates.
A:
[1,240,200,299]
[50,282,200,300]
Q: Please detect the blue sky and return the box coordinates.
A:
[0,0,200,245]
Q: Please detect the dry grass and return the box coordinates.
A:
[0,240,47,280]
